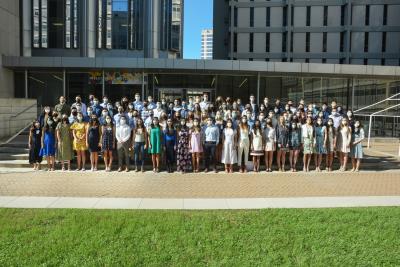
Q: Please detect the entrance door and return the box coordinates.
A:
[186,89,214,102]
[158,88,184,102]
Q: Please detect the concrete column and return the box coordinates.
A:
[22,0,32,57]
[102,70,105,96]
[24,70,28,99]
[83,0,96,57]
[63,70,66,97]
[257,73,260,105]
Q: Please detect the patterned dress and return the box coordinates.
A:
[326,127,336,153]
[56,123,73,161]
[302,124,314,155]
[176,128,191,171]
[102,126,114,151]
[314,126,327,154]
[71,122,87,151]
[350,128,364,159]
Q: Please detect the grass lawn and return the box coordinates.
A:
[0,208,399,266]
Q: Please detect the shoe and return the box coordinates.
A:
[135,166,139,172]
[81,168,86,172]
[118,168,122,172]
[204,168,208,173]
[125,168,129,172]
[141,166,144,172]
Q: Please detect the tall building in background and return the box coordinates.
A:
[201,29,213,60]
[213,0,400,66]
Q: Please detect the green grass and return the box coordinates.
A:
[0,208,399,266]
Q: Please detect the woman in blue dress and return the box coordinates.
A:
[40,117,57,171]
[350,120,365,172]
[314,117,327,172]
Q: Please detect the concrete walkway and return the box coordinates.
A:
[0,169,399,209]
[1,195,400,210]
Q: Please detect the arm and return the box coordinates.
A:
[86,126,90,147]
[323,127,327,148]
[215,128,220,146]
[28,130,32,149]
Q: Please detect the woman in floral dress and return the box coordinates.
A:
[176,119,191,173]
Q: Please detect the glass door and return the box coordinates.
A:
[158,88,184,102]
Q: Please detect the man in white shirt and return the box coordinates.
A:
[116,116,132,172]
[153,101,163,119]
[200,93,210,111]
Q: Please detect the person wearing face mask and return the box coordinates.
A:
[113,106,126,127]
[107,103,115,117]
[116,116,132,172]
[200,93,210,111]
[314,118,327,172]
[91,98,102,118]
[144,111,154,130]
[263,118,276,172]
[140,101,150,122]
[71,112,88,171]
[68,107,78,124]
[29,120,43,170]
[133,93,143,111]
[288,121,301,172]
[302,116,315,172]
[328,107,342,129]
[249,94,258,115]
[100,115,115,172]
[221,119,237,173]
[181,100,189,119]
[203,118,220,173]
[321,103,329,120]
[162,118,176,173]
[189,118,203,173]
[100,96,109,109]
[56,116,73,171]
[263,97,271,112]
[176,119,191,174]
[99,109,110,125]
[147,96,156,110]
[187,97,195,111]
[85,107,93,123]
[153,101,163,119]
[39,106,52,128]
[325,118,336,172]
[246,111,255,130]
[40,117,57,171]
[237,116,250,173]
[336,118,352,172]
[250,119,264,172]
[148,117,163,173]
[268,111,278,128]
[86,117,101,171]
[346,110,355,131]
[88,94,95,107]
[71,96,87,117]
[276,116,290,172]
[350,120,364,172]
[54,96,71,118]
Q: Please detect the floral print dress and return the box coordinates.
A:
[176,128,191,172]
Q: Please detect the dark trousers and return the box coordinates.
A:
[134,142,145,167]
[117,141,130,168]
[204,142,217,169]
[165,141,175,167]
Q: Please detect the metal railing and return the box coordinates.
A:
[354,93,400,149]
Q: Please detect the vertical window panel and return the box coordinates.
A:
[65,0,71,48]
[33,0,40,48]
[106,0,112,49]
[97,0,103,48]
[73,0,78,48]
[41,0,48,48]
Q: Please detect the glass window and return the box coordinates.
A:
[28,72,63,107]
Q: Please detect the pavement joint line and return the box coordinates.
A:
[1,196,400,210]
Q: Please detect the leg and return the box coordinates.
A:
[277,151,282,170]
[81,151,86,170]
[281,151,286,171]
[103,152,108,170]
[356,159,361,171]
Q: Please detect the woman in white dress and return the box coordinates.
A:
[237,116,250,173]
[337,117,352,171]
[263,118,276,172]
[221,119,237,173]
[250,119,264,172]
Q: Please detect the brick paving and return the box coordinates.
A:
[0,170,399,198]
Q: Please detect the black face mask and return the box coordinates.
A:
[72,111,77,116]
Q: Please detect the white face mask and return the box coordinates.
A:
[106,118,111,123]
[227,123,232,127]
[102,112,108,117]
[135,97,140,101]
[328,122,333,126]
[103,99,108,103]
[259,116,265,120]
[45,109,50,113]
[87,110,92,115]
[355,123,360,128]
[77,116,83,122]
[347,112,352,117]
[120,119,126,125]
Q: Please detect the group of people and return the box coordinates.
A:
[28,93,365,173]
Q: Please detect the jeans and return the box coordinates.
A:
[204,142,217,169]
[134,142,145,167]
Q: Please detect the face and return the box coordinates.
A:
[207,119,212,126]
[93,99,99,105]
[135,95,140,101]
[106,117,112,123]
[60,97,65,104]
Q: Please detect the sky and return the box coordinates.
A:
[183,0,213,59]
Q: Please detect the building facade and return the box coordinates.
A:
[201,29,213,60]
[213,0,400,66]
